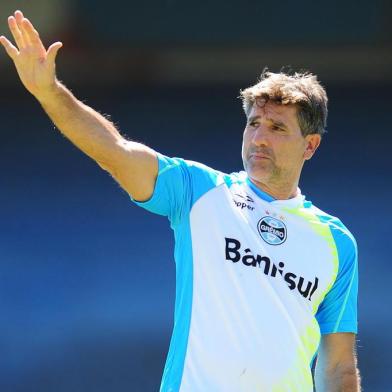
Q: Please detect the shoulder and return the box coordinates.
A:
[166,154,246,189]
[307,204,358,268]
[156,153,247,209]
[311,205,357,246]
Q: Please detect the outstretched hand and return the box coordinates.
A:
[0,10,63,99]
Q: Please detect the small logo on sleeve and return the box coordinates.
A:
[257,216,287,245]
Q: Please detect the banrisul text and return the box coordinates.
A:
[225,237,319,301]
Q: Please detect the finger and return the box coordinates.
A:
[22,18,45,53]
[47,42,63,64]
[8,16,25,49]
[0,35,19,59]
[14,10,25,20]
[14,12,31,46]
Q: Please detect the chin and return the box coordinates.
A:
[246,166,271,183]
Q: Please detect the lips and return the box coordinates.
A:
[249,152,270,160]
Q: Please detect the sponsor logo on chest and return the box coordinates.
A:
[224,237,319,301]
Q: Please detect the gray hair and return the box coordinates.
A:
[240,70,328,136]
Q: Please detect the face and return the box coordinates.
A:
[241,100,321,189]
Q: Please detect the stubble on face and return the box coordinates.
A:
[242,144,281,184]
[241,101,306,197]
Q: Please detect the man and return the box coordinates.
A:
[1,10,360,392]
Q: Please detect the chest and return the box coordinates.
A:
[189,183,338,312]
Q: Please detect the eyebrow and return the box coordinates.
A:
[270,119,288,130]
[247,115,260,124]
[247,115,289,130]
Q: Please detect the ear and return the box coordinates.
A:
[304,134,321,160]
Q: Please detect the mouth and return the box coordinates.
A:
[249,153,270,160]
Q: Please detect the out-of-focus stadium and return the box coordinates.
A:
[0,0,391,391]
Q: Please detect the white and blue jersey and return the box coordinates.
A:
[132,153,358,392]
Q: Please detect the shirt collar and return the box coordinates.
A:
[245,176,306,207]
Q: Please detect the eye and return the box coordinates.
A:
[249,121,259,127]
[271,125,284,131]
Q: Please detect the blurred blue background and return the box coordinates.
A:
[0,0,391,391]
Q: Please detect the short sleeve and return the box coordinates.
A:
[316,218,359,334]
[131,153,224,226]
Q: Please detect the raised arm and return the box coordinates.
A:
[0,10,157,201]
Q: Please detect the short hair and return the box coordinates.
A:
[240,70,328,137]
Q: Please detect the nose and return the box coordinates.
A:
[251,124,269,147]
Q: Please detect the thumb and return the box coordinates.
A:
[47,41,63,64]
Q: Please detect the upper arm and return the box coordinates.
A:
[316,333,357,371]
[316,218,358,335]
[97,139,159,202]
[129,154,225,225]
[314,218,360,390]
[315,333,359,390]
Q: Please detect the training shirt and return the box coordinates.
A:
[132,153,358,392]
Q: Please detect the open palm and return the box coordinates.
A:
[0,10,63,98]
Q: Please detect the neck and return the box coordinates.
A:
[249,177,299,200]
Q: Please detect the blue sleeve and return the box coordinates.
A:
[131,153,225,226]
[316,217,359,334]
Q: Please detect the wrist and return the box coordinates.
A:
[35,79,64,106]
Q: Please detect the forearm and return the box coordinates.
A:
[2,10,158,200]
[37,80,125,169]
[1,12,129,171]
